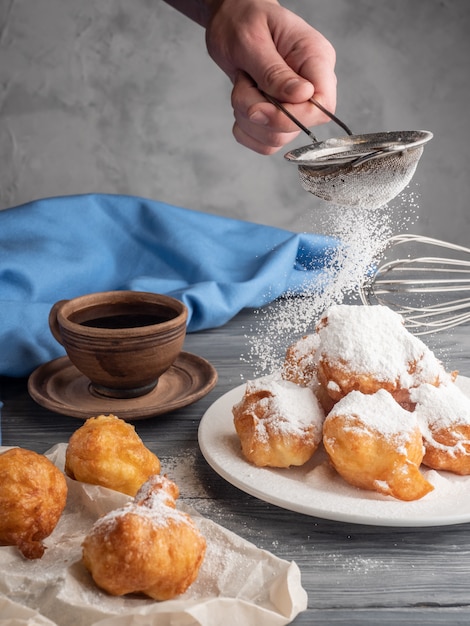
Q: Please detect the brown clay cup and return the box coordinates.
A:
[49,291,188,398]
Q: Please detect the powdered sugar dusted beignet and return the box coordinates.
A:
[282,334,334,414]
[323,389,433,501]
[232,374,325,468]
[316,304,451,407]
[411,382,470,475]
[82,475,206,600]
[283,334,320,387]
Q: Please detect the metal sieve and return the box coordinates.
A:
[263,93,433,209]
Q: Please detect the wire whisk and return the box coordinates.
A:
[360,234,470,335]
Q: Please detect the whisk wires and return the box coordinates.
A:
[360,235,470,335]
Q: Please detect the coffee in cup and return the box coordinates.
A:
[49,291,188,398]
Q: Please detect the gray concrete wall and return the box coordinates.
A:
[0,0,468,244]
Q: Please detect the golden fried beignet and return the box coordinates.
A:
[82,475,206,600]
[323,389,433,501]
[283,334,320,387]
[411,382,470,475]
[0,448,67,559]
[233,374,324,468]
[282,334,335,413]
[65,414,160,496]
[316,304,452,407]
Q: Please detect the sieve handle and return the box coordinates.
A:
[261,91,318,143]
[308,98,353,136]
[261,91,353,141]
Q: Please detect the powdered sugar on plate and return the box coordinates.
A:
[198,376,470,527]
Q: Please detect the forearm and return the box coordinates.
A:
[161,0,280,28]
[161,0,221,27]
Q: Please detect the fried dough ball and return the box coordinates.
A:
[82,475,206,600]
[0,448,67,559]
[411,382,470,475]
[323,389,433,501]
[233,374,324,468]
[316,304,453,408]
[282,334,335,414]
[65,414,160,496]
[283,334,319,387]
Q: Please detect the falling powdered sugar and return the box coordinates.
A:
[243,196,418,377]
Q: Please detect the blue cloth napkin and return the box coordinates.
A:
[0,193,337,377]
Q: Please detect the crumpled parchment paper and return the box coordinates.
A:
[0,444,307,626]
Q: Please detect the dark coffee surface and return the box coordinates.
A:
[80,314,169,329]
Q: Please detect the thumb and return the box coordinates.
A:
[265,70,315,104]
[246,44,314,103]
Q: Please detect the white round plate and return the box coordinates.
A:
[198,376,470,527]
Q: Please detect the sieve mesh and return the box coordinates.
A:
[263,92,432,209]
[264,92,433,209]
[297,145,424,209]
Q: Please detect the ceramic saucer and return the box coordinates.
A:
[28,352,218,420]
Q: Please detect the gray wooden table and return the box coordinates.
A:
[2,306,470,625]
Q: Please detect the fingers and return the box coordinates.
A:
[292,36,337,115]
[232,120,301,156]
[251,28,337,120]
[238,41,316,105]
[204,0,337,154]
[231,72,325,155]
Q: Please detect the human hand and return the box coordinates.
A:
[205,0,337,154]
